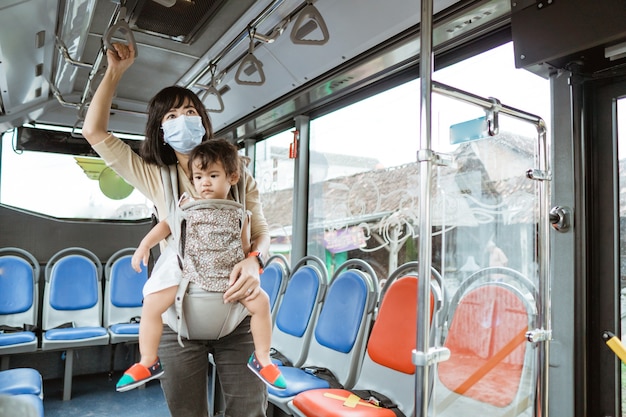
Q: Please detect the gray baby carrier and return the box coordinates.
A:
[158,165,249,346]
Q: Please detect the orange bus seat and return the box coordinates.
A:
[438,284,529,409]
[290,271,441,417]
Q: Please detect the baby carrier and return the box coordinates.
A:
[158,165,250,346]
[179,197,246,293]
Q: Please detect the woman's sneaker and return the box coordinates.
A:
[247,352,287,390]
[116,358,164,392]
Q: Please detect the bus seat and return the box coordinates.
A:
[289,262,443,417]
[0,393,43,417]
[41,247,109,401]
[0,248,40,370]
[0,368,42,398]
[434,269,537,416]
[212,255,325,415]
[268,259,379,415]
[103,248,147,344]
[260,254,290,324]
[270,256,328,369]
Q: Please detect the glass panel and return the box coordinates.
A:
[254,129,296,259]
[0,129,151,220]
[307,42,549,282]
[429,93,542,416]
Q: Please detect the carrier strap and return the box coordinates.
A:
[301,366,343,389]
[269,348,293,367]
[349,390,406,417]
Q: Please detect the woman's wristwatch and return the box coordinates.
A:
[247,251,265,273]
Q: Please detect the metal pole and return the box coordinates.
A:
[537,123,550,417]
[416,0,434,416]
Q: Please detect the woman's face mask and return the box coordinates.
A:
[162,115,206,154]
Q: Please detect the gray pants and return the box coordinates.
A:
[158,317,268,417]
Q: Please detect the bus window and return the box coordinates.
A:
[0,129,151,220]
[255,129,296,259]
[306,41,549,280]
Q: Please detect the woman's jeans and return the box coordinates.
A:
[158,317,268,417]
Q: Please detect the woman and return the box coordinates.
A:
[82,42,269,417]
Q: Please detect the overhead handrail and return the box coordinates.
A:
[185,0,286,90]
[486,97,500,136]
[48,2,147,129]
[71,118,85,139]
[197,65,225,113]
[235,29,266,86]
[55,36,93,69]
[290,1,329,45]
[185,0,319,90]
[103,6,138,57]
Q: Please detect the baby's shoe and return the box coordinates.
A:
[116,358,164,392]
[247,352,287,390]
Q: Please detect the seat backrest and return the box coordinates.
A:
[349,264,442,416]
[436,278,536,414]
[348,275,426,416]
[103,248,147,327]
[300,258,379,389]
[379,261,444,338]
[42,247,103,330]
[260,254,290,320]
[0,248,39,328]
[271,255,327,368]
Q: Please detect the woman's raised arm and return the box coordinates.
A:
[82,42,136,145]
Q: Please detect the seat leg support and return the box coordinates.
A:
[63,349,74,401]
[0,356,9,370]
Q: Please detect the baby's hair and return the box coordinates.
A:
[187,138,241,180]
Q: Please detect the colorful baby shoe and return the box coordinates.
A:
[116,358,164,392]
[247,352,287,390]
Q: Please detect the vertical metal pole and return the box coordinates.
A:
[416,0,434,416]
[537,122,551,417]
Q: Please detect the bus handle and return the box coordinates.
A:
[103,6,138,57]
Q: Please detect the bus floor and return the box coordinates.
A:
[43,374,169,417]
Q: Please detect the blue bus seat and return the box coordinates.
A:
[268,259,379,415]
[290,264,443,417]
[270,256,327,369]
[0,393,43,417]
[41,247,109,400]
[0,368,42,398]
[260,254,290,323]
[103,248,147,344]
[0,248,40,370]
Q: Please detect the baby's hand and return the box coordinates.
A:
[131,247,149,273]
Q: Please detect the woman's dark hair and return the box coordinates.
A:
[187,138,241,180]
[140,86,214,166]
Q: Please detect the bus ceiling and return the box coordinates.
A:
[0,0,624,147]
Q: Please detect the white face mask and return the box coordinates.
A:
[162,115,206,154]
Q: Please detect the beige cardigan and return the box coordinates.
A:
[92,134,269,243]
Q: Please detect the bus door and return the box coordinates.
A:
[575,76,626,417]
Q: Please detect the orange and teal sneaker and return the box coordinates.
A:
[247,352,287,390]
[116,358,164,392]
